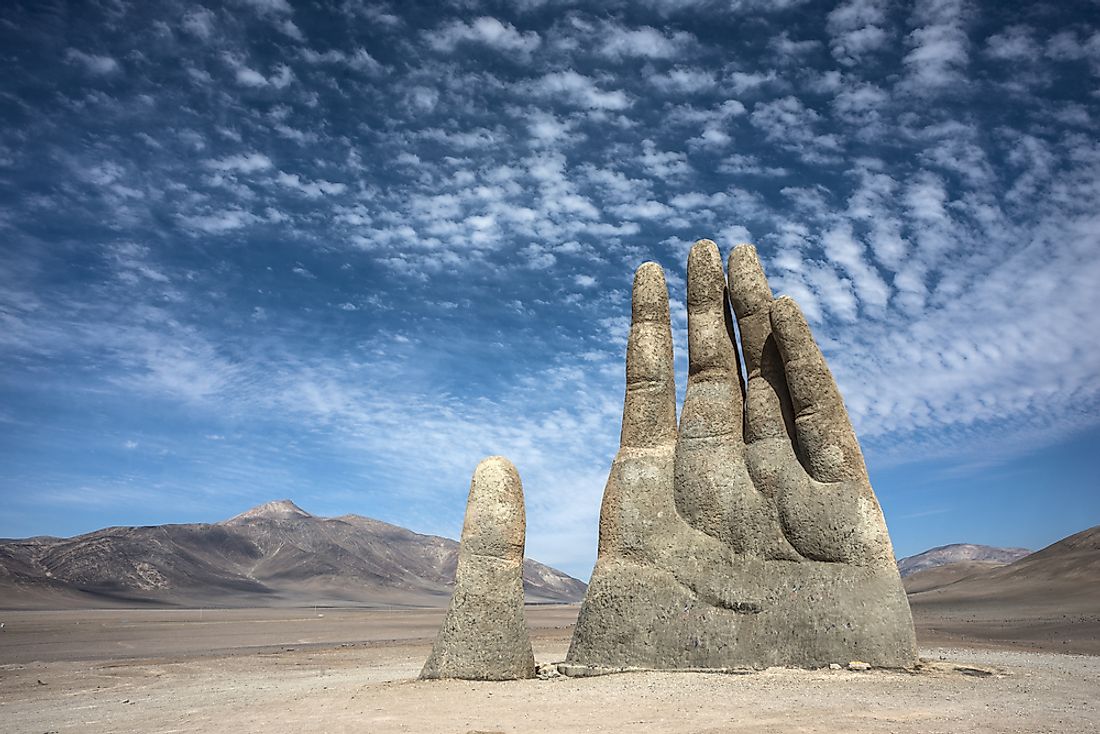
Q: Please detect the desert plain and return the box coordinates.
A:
[1,603,1097,734]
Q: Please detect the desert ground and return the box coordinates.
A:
[1,605,1097,734]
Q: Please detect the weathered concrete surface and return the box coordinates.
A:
[420,456,535,680]
[567,240,916,671]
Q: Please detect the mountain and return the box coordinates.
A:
[908,525,1099,606]
[906,525,1100,654]
[896,543,1031,578]
[0,500,586,610]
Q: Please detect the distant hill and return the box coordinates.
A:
[908,525,1099,607]
[906,525,1100,654]
[897,543,1031,578]
[0,500,586,610]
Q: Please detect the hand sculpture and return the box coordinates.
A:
[565,240,916,671]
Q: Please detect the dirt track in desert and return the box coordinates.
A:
[1,605,1098,734]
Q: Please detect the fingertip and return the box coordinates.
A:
[635,260,664,278]
[688,239,721,265]
[466,455,525,559]
[632,261,670,323]
[687,239,725,309]
[770,295,814,362]
[770,294,802,323]
[475,454,519,477]
[727,244,773,318]
[770,294,796,325]
[472,455,523,497]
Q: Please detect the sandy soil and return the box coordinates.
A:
[1,605,1097,734]
[912,601,1100,656]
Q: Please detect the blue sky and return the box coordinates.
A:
[2,0,1099,579]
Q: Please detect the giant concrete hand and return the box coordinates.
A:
[565,240,916,671]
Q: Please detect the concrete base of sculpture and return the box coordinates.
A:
[568,558,915,671]
[420,456,535,681]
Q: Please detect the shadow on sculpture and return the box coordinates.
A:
[563,239,917,672]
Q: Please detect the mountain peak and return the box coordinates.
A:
[223,500,312,524]
[897,543,1031,577]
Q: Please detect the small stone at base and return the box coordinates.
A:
[536,663,562,680]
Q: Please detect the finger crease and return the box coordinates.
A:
[626,379,666,392]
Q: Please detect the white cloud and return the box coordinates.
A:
[596,24,693,60]
[419,126,500,150]
[236,0,303,40]
[901,0,971,93]
[580,165,652,204]
[845,160,909,270]
[65,49,120,75]
[820,222,890,311]
[276,171,348,198]
[670,191,728,210]
[725,70,777,94]
[984,25,1040,61]
[426,17,540,58]
[235,67,268,87]
[179,208,258,234]
[240,0,292,13]
[826,0,891,65]
[181,8,217,40]
[526,110,576,145]
[521,243,556,269]
[905,171,949,226]
[223,54,294,89]
[718,154,788,177]
[806,263,859,322]
[768,31,822,60]
[1044,29,1100,73]
[718,224,752,245]
[692,125,731,148]
[639,139,691,177]
[831,80,889,130]
[750,96,841,160]
[203,152,273,173]
[269,64,294,88]
[277,19,305,41]
[108,243,170,285]
[238,65,290,88]
[528,71,630,110]
[650,67,716,94]
[406,85,439,112]
[610,199,674,220]
[300,47,383,73]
